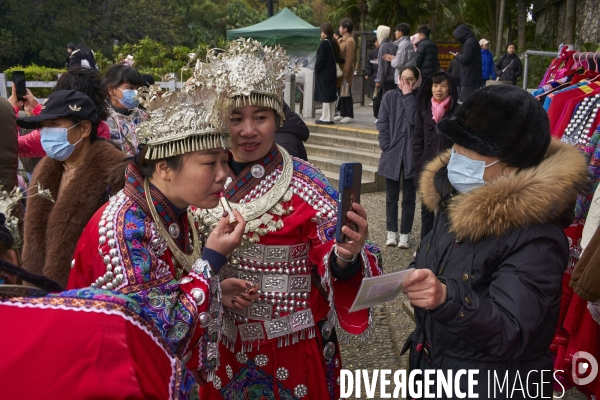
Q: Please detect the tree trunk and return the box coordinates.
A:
[517,0,527,51]
[564,0,576,44]
[496,0,506,56]
[488,0,497,52]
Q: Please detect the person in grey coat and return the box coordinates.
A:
[375,25,398,94]
[377,66,421,249]
[383,23,416,83]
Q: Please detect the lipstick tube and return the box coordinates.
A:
[220,195,238,227]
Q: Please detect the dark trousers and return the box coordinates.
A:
[385,168,416,234]
[338,90,354,118]
[421,207,435,239]
[460,85,478,102]
[373,88,382,118]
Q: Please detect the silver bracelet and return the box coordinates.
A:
[334,245,358,264]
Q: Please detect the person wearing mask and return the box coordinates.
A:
[335,18,357,124]
[377,66,421,248]
[401,85,589,397]
[495,43,523,85]
[315,22,341,125]
[452,24,482,102]
[480,38,496,88]
[17,90,126,287]
[383,23,416,84]
[103,63,147,155]
[413,71,459,239]
[9,67,111,159]
[415,25,440,84]
[196,39,382,400]
[375,25,397,96]
[69,66,261,386]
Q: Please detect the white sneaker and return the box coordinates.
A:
[398,233,410,249]
[333,115,343,121]
[340,117,354,124]
[368,102,373,106]
[374,119,378,124]
[385,231,397,246]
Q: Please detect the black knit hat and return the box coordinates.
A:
[437,85,551,169]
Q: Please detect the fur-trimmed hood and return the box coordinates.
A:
[419,140,589,242]
[22,140,126,286]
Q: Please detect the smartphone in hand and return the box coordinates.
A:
[12,71,27,102]
[336,163,362,243]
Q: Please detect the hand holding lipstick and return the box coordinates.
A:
[206,208,246,257]
[220,177,238,227]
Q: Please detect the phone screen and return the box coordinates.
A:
[12,71,26,102]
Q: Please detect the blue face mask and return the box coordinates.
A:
[447,149,500,193]
[40,123,83,161]
[118,88,139,109]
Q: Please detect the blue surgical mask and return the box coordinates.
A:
[40,123,83,161]
[118,88,139,109]
[447,149,500,192]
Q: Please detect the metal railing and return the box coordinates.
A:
[0,72,183,98]
[522,50,557,90]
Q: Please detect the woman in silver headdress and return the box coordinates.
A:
[195,39,383,400]
[68,65,259,385]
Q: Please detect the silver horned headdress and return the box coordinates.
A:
[206,38,290,125]
[136,57,235,160]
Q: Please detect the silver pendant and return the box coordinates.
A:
[168,223,180,238]
[251,164,265,179]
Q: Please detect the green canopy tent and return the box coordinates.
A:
[227,7,320,68]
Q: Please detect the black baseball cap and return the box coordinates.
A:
[17,90,99,129]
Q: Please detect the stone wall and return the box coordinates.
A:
[576,0,600,44]
[533,0,600,48]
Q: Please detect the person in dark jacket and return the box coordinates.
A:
[274,102,309,161]
[375,26,397,93]
[365,40,380,120]
[453,24,481,102]
[68,44,97,70]
[0,97,18,192]
[401,85,589,398]
[376,66,421,249]
[447,55,462,96]
[495,43,523,85]
[314,22,340,124]
[415,25,440,83]
[480,38,496,87]
[413,71,458,239]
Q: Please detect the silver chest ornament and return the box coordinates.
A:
[251,164,265,178]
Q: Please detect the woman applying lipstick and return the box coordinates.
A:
[68,65,259,386]
[196,39,382,400]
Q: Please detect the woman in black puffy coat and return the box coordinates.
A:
[402,86,589,399]
[494,43,523,85]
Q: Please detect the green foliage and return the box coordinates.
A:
[4,65,65,97]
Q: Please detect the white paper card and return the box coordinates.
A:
[349,269,414,312]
